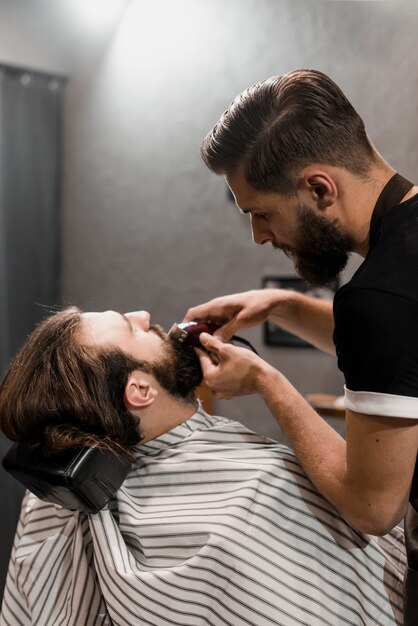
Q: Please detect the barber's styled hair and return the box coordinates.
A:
[0,308,147,460]
[201,69,375,195]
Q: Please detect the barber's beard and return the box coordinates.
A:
[277,203,354,286]
[148,325,203,403]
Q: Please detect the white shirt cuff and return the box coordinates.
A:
[344,386,418,419]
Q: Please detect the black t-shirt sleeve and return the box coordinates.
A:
[333,287,418,417]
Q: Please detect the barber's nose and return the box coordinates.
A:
[250,217,271,246]
[125,310,151,331]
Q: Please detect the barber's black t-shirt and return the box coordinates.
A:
[333,193,418,419]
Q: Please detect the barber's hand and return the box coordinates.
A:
[184,289,281,341]
[196,332,271,399]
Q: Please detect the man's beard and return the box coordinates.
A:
[148,325,203,403]
[277,203,354,286]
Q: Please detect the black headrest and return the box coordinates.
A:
[2,442,132,513]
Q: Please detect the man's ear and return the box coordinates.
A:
[124,371,158,410]
[300,168,338,210]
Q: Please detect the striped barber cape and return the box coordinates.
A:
[1,407,406,626]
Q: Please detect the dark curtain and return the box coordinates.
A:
[0,65,64,601]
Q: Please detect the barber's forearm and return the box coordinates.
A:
[255,366,393,533]
[257,366,346,502]
[269,291,336,355]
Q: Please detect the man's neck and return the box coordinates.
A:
[136,394,198,445]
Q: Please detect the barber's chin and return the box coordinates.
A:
[294,259,342,287]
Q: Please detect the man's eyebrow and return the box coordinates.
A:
[239,207,254,215]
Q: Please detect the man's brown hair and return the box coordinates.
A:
[0,308,146,460]
[201,69,375,195]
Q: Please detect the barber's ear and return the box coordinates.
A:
[124,372,158,409]
[302,170,337,210]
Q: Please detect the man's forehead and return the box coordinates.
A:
[81,310,125,326]
[77,311,127,345]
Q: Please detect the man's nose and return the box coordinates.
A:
[125,311,151,331]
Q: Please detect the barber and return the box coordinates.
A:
[184,69,418,624]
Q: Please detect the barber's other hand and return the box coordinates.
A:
[197,332,271,399]
[184,289,281,341]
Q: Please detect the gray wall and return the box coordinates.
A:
[61,0,418,440]
[1,0,418,444]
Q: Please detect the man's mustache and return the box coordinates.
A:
[149,324,169,341]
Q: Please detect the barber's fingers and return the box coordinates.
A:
[183,305,252,341]
[183,304,219,324]
[195,347,219,373]
[195,342,231,398]
[198,332,227,356]
[212,316,243,341]
[183,298,238,328]
[196,335,253,400]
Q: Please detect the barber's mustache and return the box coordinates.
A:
[272,241,293,257]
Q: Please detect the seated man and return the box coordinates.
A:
[0,307,406,626]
